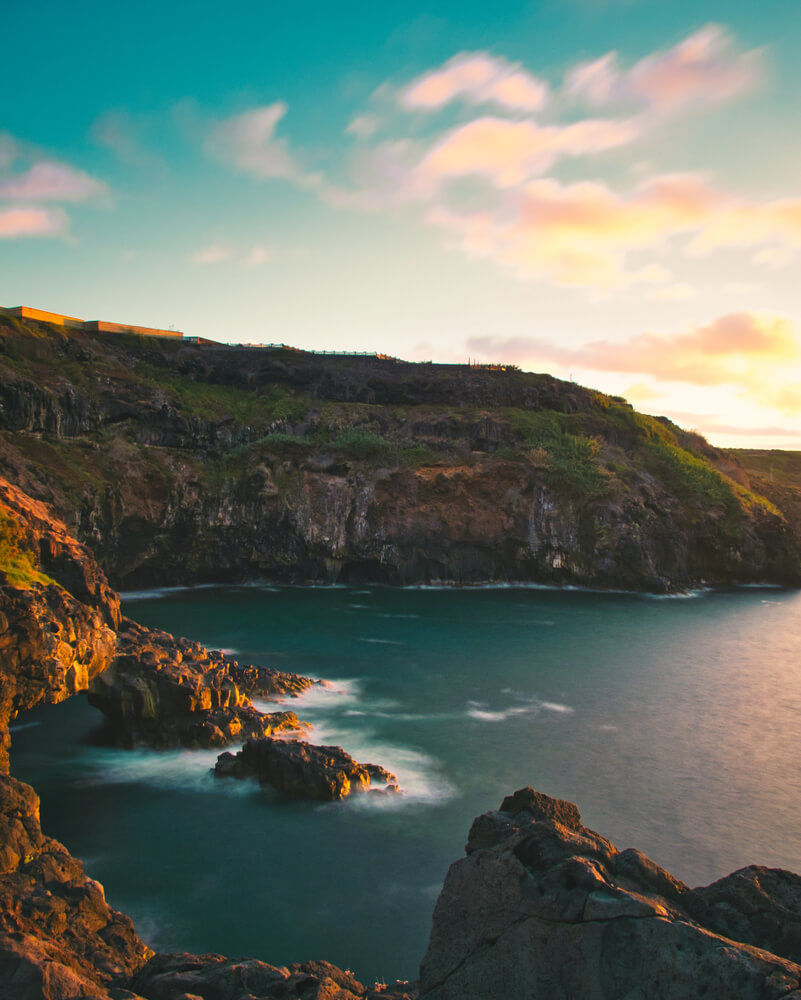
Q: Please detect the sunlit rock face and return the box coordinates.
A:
[419,787,801,1000]
[0,774,151,999]
[0,476,120,773]
[88,616,314,749]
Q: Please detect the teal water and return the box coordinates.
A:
[10,584,801,984]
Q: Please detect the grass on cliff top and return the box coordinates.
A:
[0,509,56,589]
[731,450,801,490]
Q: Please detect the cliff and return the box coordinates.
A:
[1,313,798,592]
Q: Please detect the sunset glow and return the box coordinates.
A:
[2,0,799,447]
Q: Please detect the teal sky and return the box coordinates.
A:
[2,0,800,447]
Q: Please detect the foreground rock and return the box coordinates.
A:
[88,618,315,749]
[215,737,400,800]
[0,774,151,1000]
[419,787,801,999]
[131,953,417,1000]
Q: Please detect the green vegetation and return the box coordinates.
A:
[0,510,55,589]
[331,427,393,462]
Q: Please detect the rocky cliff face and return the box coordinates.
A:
[419,787,801,1000]
[1,316,798,593]
[0,478,119,773]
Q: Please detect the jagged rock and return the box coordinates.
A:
[0,477,120,772]
[88,618,315,749]
[129,952,417,1000]
[0,775,151,1000]
[419,786,801,999]
[214,738,399,800]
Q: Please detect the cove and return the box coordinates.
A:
[10,584,801,985]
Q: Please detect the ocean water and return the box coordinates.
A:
[10,584,801,984]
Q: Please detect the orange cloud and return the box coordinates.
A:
[567,24,760,112]
[467,312,801,413]
[424,174,801,289]
[402,53,549,112]
[418,116,639,188]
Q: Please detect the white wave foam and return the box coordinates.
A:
[73,747,255,797]
[9,721,40,732]
[357,637,405,646]
[466,696,574,722]
[540,701,575,714]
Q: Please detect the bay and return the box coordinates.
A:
[10,584,801,984]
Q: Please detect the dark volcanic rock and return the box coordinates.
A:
[88,618,315,749]
[419,786,801,1000]
[215,737,399,800]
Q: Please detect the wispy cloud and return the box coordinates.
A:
[92,110,163,170]
[566,24,761,112]
[0,205,68,238]
[401,52,549,112]
[208,103,321,190]
[0,162,107,201]
[191,243,234,263]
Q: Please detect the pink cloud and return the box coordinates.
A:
[0,205,67,238]
[401,52,549,112]
[0,162,106,201]
[567,24,760,112]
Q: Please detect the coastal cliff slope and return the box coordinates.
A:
[1,313,799,591]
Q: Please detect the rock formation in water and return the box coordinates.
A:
[1,313,799,593]
[215,737,399,800]
[418,787,801,999]
[88,618,314,749]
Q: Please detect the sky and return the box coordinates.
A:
[2,0,800,449]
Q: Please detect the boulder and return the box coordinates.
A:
[419,786,801,1000]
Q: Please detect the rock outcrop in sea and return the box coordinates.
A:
[215,737,399,800]
[88,618,314,749]
[418,787,801,999]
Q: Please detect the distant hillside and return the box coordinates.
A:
[0,312,798,591]
[732,449,801,489]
